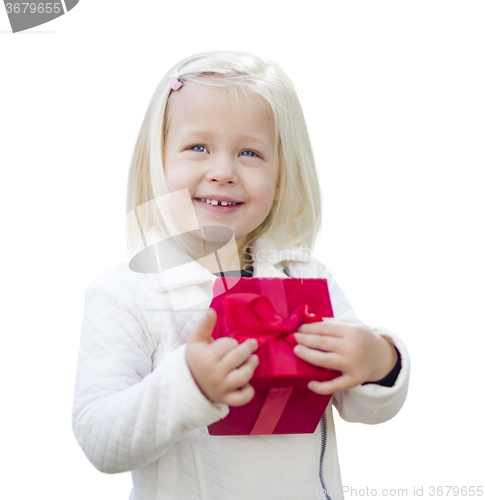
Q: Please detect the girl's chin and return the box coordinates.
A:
[192,220,247,247]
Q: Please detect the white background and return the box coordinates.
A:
[1,1,484,498]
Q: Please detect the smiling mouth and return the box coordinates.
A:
[194,197,244,206]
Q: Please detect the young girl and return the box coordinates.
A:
[73,51,410,500]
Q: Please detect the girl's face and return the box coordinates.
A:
[164,80,279,250]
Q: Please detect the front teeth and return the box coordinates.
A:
[199,198,239,206]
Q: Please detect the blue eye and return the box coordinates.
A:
[191,145,207,153]
[241,150,258,157]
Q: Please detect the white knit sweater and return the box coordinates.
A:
[72,237,410,500]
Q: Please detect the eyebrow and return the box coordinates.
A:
[179,129,272,147]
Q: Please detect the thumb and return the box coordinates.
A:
[187,308,217,344]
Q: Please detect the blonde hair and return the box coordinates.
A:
[124,51,321,262]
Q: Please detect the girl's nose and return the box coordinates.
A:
[206,157,238,185]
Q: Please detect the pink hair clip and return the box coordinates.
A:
[168,71,183,91]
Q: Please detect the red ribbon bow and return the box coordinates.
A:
[223,293,323,347]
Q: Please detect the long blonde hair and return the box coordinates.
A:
[124,51,321,263]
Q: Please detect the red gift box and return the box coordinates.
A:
[208,277,340,435]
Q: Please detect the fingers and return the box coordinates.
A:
[223,354,259,389]
[187,310,258,366]
[219,338,258,370]
[297,318,355,336]
[209,353,259,405]
[209,337,241,359]
[294,332,340,352]
[293,344,343,371]
[187,309,217,344]
[187,333,259,405]
[307,374,355,395]
[223,383,256,407]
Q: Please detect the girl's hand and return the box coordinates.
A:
[186,309,259,406]
[293,319,398,395]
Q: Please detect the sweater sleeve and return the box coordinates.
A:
[331,325,410,424]
[72,278,228,474]
[291,257,411,425]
